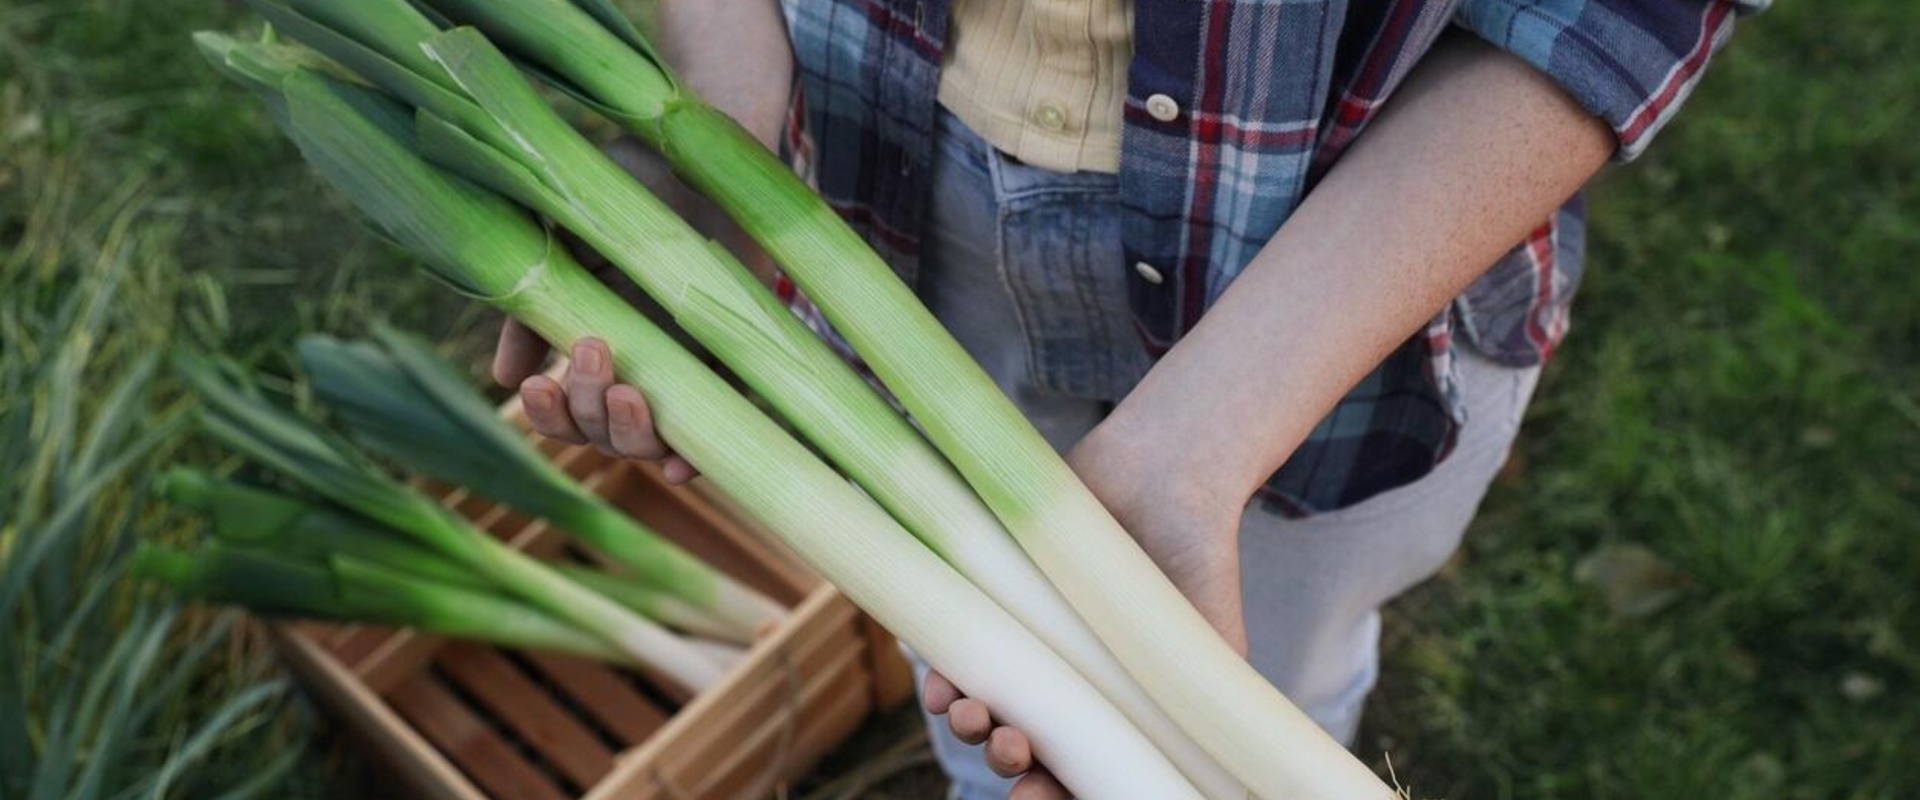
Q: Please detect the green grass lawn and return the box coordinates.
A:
[1361,3,1920,798]
[3,0,1914,797]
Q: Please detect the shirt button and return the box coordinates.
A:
[1034,104,1067,132]
[1145,93,1181,122]
[1133,261,1165,284]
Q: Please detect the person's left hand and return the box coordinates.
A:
[919,426,1248,798]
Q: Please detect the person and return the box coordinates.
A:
[493,0,1762,797]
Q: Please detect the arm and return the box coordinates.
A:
[940,32,1615,795]
[650,0,793,148]
[1075,31,1613,645]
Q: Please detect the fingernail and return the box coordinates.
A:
[526,387,553,412]
[575,342,603,374]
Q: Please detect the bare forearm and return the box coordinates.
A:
[624,0,791,285]
[1087,33,1613,513]
[652,0,792,148]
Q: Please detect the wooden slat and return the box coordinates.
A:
[859,616,914,710]
[700,663,874,800]
[389,674,571,800]
[611,646,871,800]
[269,628,486,800]
[693,647,871,799]
[523,652,670,747]
[660,602,857,759]
[436,643,616,789]
[581,588,855,800]
[327,624,401,664]
[356,629,444,694]
[636,622,858,790]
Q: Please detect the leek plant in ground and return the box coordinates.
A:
[196,37,1202,799]
[398,3,1394,796]
[171,351,726,690]
[233,2,1235,794]
[297,326,783,641]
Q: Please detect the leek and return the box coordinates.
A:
[131,543,642,665]
[199,41,1201,799]
[406,3,1394,795]
[161,467,492,594]
[297,326,783,642]
[161,467,736,639]
[241,4,1236,794]
[171,352,726,690]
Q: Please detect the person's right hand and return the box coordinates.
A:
[492,137,757,484]
[489,0,793,476]
[495,333,704,485]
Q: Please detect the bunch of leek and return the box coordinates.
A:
[131,539,649,667]
[229,0,1241,793]
[195,36,1203,800]
[170,353,728,690]
[401,6,1394,798]
[297,325,783,643]
[147,467,730,656]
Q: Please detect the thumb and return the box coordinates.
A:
[492,317,551,387]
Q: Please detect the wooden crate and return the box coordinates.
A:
[271,429,914,800]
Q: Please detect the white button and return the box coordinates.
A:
[1145,93,1180,122]
[1034,104,1067,132]
[1133,261,1165,284]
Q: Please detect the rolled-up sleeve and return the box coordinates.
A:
[1455,0,1767,160]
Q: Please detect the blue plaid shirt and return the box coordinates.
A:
[776,0,1762,515]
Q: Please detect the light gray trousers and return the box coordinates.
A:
[910,111,1543,799]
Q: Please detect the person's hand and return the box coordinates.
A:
[919,427,1248,798]
[490,138,777,481]
[498,334,704,484]
[920,668,1071,799]
[491,0,793,471]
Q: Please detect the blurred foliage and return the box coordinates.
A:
[1,0,489,796]
[0,259,303,799]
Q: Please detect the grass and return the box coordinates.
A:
[0,260,308,799]
[1359,2,1920,798]
[2,0,1913,797]
[2,0,479,795]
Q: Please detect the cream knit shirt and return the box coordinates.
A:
[936,0,1134,174]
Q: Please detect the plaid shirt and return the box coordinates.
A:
[777,0,1762,515]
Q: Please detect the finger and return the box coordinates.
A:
[566,338,616,450]
[921,670,963,715]
[492,318,549,387]
[947,698,991,745]
[1008,766,1068,800]
[521,377,588,445]
[661,455,701,484]
[605,385,671,460]
[985,727,1033,778]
